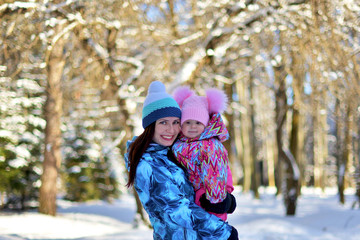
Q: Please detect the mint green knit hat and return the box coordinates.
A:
[142,81,181,128]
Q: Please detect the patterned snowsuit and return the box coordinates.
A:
[172,113,234,221]
[124,139,232,239]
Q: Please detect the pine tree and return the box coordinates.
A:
[62,87,119,202]
[0,76,45,210]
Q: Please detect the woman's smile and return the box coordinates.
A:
[161,135,175,141]
[153,117,181,146]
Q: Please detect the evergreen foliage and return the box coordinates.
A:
[0,77,45,209]
[62,88,120,202]
[0,75,119,207]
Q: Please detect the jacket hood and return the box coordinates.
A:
[178,112,229,142]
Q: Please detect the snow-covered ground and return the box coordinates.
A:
[0,187,359,240]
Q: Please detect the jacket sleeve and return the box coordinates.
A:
[200,139,228,203]
[226,164,234,193]
[135,160,232,240]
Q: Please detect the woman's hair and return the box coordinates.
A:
[126,122,155,188]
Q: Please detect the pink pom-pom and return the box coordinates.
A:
[206,88,228,113]
[173,86,194,108]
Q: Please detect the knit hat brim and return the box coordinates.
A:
[181,106,209,126]
[142,96,181,128]
[143,106,181,128]
[179,95,209,126]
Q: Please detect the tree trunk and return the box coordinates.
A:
[258,83,276,188]
[223,83,239,185]
[236,78,252,192]
[275,153,282,196]
[313,96,328,191]
[274,64,299,215]
[39,22,66,216]
[249,78,260,198]
[355,163,360,209]
[266,137,276,188]
[231,81,245,186]
[338,103,351,204]
[355,110,360,209]
[289,106,300,195]
[289,50,305,195]
[1,193,4,209]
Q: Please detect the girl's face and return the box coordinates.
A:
[153,117,181,146]
[181,120,205,139]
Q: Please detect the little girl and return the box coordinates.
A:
[172,86,236,221]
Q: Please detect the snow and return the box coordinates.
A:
[0,187,359,240]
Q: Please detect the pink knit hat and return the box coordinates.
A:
[173,86,228,126]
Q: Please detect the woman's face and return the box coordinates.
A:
[153,117,181,146]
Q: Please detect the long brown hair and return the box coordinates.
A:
[126,122,155,188]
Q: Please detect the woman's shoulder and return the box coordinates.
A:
[136,157,153,174]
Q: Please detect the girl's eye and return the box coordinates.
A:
[174,120,180,125]
[160,121,167,125]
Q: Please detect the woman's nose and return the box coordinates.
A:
[167,124,175,133]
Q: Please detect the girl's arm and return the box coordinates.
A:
[200,140,228,203]
[199,140,237,213]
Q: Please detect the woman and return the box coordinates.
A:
[125,81,238,239]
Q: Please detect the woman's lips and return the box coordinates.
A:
[161,135,174,141]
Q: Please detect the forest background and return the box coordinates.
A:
[1,0,359,223]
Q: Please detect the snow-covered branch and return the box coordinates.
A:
[0,0,78,15]
[169,48,206,91]
[0,1,39,15]
[171,31,203,46]
[45,21,79,63]
[115,56,145,98]
[284,149,300,180]
[170,1,306,89]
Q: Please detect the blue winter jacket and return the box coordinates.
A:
[125,139,232,240]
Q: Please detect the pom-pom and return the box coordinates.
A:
[173,86,194,108]
[148,81,166,93]
[206,88,228,113]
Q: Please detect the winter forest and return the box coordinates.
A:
[1,0,360,225]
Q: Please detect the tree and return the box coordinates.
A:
[39,13,66,215]
[0,76,45,210]
[62,85,119,202]
[274,62,300,215]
